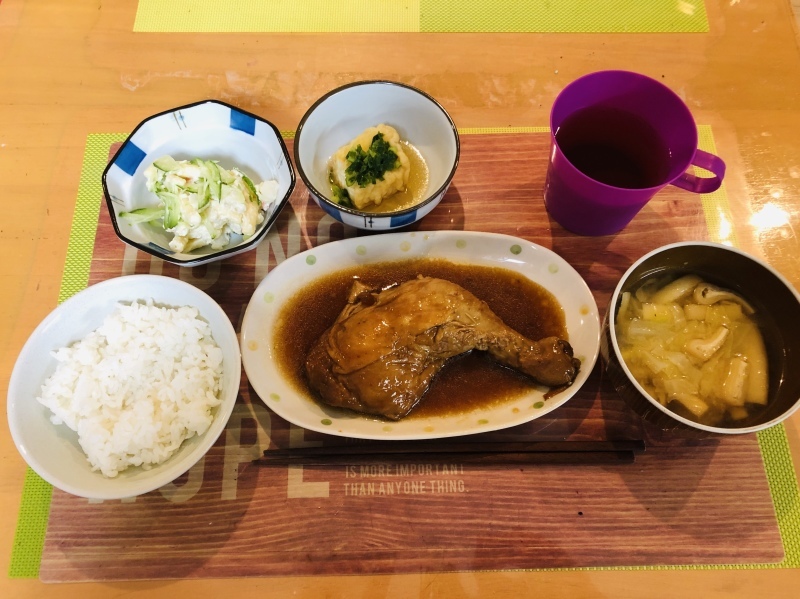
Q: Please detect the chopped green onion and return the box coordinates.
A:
[344,133,399,188]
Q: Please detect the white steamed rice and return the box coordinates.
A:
[37,300,223,478]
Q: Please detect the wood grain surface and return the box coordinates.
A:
[38,134,782,582]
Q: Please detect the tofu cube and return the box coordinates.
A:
[329,124,410,209]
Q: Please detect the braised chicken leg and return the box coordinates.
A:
[305,276,580,420]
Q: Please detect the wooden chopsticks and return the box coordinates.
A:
[254,440,646,466]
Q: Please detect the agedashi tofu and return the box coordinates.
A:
[329,124,410,210]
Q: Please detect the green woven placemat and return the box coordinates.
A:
[133,0,709,33]
[8,128,799,579]
[7,133,128,579]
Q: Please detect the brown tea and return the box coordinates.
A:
[555,105,671,189]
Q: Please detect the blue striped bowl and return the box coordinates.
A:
[102,100,295,267]
[294,81,459,231]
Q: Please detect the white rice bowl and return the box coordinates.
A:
[37,301,223,478]
[7,275,241,500]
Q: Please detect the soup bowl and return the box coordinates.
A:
[601,241,800,435]
[294,80,460,231]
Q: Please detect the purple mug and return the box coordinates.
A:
[543,70,726,236]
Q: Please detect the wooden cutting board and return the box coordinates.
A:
[38,134,782,582]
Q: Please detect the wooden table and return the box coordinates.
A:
[2,0,800,596]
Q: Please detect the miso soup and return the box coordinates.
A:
[615,273,770,427]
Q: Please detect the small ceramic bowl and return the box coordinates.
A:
[294,80,460,230]
[7,275,241,499]
[102,100,295,267]
[601,241,800,435]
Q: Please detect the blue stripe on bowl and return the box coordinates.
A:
[390,210,418,228]
[318,199,344,222]
[230,109,256,135]
[114,141,147,176]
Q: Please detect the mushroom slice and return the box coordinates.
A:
[685,326,729,361]
[649,275,703,304]
[692,283,755,315]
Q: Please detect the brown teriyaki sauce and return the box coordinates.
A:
[273,258,570,420]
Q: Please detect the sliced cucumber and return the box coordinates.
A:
[197,184,212,211]
[157,191,181,229]
[241,174,261,206]
[219,165,236,185]
[152,156,180,171]
[204,160,223,201]
[119,206,163,224]
[142,155,274,253]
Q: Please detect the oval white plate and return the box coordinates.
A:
[7,275,241,499]
[241,231,600,440]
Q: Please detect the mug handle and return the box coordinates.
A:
[671,149,726,194]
